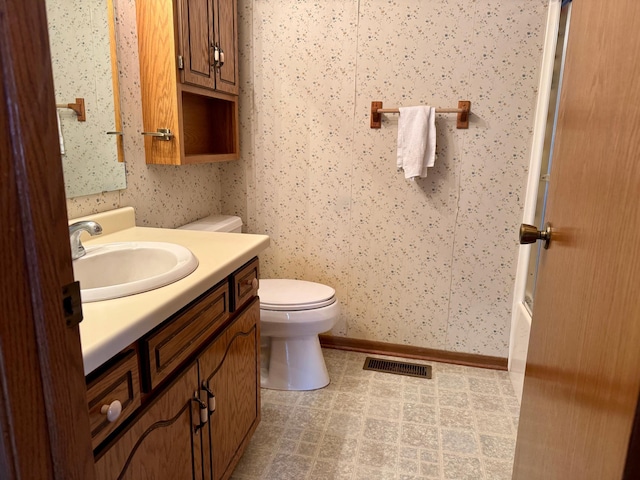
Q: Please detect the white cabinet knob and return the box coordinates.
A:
[101,400,122,423]
[252,278,258,290]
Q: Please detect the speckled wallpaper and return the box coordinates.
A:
[65,0,221,227]
[66,0,546,357]
[221,0,547,357]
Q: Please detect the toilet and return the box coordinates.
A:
[179,215,339,391]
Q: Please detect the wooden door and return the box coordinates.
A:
[199,299,260,480]
[513,1,640,478]
[212,0,238,95]
[180,0,216,90]
[0,0,95,478]
[94,363,204,480]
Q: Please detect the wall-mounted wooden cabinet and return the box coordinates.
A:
[136,0,239,165]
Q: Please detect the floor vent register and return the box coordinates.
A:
[363,357,432,379]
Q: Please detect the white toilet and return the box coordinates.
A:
[179,215,340,391]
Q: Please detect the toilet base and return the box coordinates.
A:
[261,334,330,391]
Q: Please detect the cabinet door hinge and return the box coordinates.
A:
[62,281,83,328]
[177,55,184,70]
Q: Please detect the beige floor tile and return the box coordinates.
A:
[441,428,479,455]
[439,407,475,429]
[234,349,520,480]
[442,454,483,480]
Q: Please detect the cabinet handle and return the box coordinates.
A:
[201,383,216,414]
[192,392,208,432]
[141,128,173,141]
[219,48,225,67]
[100,400,123,423]
[243,277,258,290]
[211,44,220,67]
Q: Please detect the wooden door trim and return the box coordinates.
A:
[319,335,508,370]
[0,0,95,478]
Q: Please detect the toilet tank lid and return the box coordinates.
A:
[178,214,242,232]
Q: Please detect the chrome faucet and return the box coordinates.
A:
[69,221,103,260]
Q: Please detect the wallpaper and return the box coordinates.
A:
[221,0,547,357]
[65,0,547,357]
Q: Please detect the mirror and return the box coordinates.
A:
[46,0,127,198]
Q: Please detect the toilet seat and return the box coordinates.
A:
[259,279,336,311]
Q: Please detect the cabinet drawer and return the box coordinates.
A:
[230,257,259,312]
[143,282,229,390]
[86,350,141,450]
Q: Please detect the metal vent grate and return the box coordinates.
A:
[363,357,432,379]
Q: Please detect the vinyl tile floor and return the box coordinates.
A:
[231,348,520,480]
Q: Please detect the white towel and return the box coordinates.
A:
[396,106,436,180]
[56,109,66,155]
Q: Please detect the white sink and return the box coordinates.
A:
[73,242,199,302]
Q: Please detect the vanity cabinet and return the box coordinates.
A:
[91,258,260,480]
[135,0,239,165]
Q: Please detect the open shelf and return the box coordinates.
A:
[181,91,238,161]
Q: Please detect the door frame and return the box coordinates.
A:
[0,0,95,477]
[507,0,564,401]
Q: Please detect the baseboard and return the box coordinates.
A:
[318,335,508,371]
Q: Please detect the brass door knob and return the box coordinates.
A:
[520,223,552,249]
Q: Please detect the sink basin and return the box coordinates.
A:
[73,242,199,302]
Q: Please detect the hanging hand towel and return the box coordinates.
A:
[396,106,436,180]
[56,109,66,155]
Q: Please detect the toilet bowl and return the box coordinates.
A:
[259,279,339,391]
[178,215,339,391]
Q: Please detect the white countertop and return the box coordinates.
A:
[72,208,269,375]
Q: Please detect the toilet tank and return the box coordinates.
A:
[178,214,243,233]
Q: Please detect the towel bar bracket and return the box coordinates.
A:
[457,100,470,129]
[56,97,86,122]
[370,101,383,128]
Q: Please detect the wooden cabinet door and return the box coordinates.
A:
[212,0,238,95]
[199,299,260,480]
[94,363,203,480]
[180,0,216,90]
